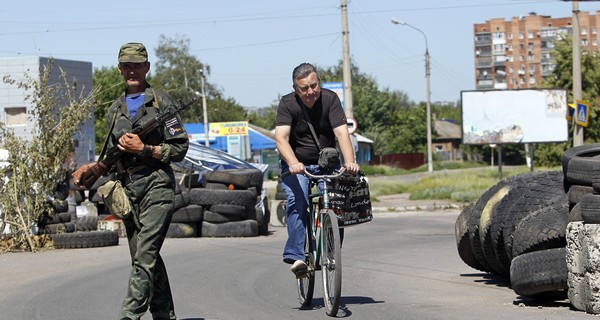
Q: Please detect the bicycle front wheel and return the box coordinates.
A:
[321,210,342,316]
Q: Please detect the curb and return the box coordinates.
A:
[372,203,464,212]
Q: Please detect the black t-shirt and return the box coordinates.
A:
[276,89,347,164]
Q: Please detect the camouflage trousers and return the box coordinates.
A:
[118,169,176,320]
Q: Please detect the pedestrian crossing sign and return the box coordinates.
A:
[575,100,590,127]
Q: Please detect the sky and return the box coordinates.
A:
[1,1,599,111]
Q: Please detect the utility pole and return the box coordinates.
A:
[340,0,353,118]
[572,0,584,147]
[199,68,209,147]
[391,19,433,173]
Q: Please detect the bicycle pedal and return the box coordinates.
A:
[295,269,309,279]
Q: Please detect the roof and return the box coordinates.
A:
[184,123,276,151]
[434,119,461,139]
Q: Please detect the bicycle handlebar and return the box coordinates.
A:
[281,166,347,180]
[303,167,346,180]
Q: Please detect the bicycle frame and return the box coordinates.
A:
[297,168,345,316]
[307,171,336,268]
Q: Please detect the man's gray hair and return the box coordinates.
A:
[292,63,318,83]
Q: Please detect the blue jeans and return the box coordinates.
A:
[281,162,345,263]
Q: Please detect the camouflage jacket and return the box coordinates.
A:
[105,86,189,172]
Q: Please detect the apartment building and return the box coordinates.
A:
[474,11,600,90]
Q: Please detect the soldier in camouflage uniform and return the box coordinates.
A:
[73,42,188,320]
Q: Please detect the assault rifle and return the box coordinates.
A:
[79,98,197,189]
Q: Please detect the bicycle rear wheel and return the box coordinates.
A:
[297,212,315,306]
[321,210,342,316]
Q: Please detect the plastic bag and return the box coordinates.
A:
[328,173,373,227]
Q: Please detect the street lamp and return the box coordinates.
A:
[199,68,209,147]
[391,18,433,173]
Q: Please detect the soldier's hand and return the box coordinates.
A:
[117,132,144,154]
[72,162,96,186]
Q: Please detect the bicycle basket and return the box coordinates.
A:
[328,173,373,227]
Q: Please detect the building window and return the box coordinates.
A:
[529,65,536,73]
[520,55,524,61]
[528,31,534,39]
[582,27,588,35]
[582,39,588,46]
[529,77,536,84]
[493,32,505,40]
[528,54,535,61]
[493,44,505,54]
[519,32,524,39]
[509,66,514,73]
[594,39,598,46]
[593,27,597,35]
[5,107,27,126]
[508,32,513,40]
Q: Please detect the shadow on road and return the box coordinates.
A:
[461,272,511,288]
[297,296,384,317]
[513,293,572,309]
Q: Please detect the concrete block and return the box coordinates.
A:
[583,224,600,274]
[568,272,585,311]
[584,272,600,314]
[567,222,585,275]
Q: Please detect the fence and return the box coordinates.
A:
[369,153,424,170]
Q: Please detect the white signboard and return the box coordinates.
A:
[461,89,568,144]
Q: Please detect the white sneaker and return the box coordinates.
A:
[291,260,308,278]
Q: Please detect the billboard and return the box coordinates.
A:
[461,89,568,144]
[322,82,345,108]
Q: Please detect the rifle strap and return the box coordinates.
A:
[98,110,118,161]
[151,89,159,109]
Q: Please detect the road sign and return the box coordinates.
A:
[576,100,590,127]
[567,103,575,121]
[346,117,358,134]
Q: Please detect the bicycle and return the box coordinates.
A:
[295,167,346,317]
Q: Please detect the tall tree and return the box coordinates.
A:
[317,61,418,155]
[152,35,247,123]
[536,35,600,166]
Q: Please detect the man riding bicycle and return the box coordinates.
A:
[274,62,360,278]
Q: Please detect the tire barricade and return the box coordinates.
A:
[52,167,270,248]
[456,142,600,314]
[455,170,569,299]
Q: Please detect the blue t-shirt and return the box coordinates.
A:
[126,93,145,119]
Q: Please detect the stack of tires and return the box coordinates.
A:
[35,178,73,235]
[51,176,119,249]
[170,168,270,238]
[455,169,569,299]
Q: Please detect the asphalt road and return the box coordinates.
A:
[0,209,596,320]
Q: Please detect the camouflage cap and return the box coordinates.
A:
[118,42,148,63]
